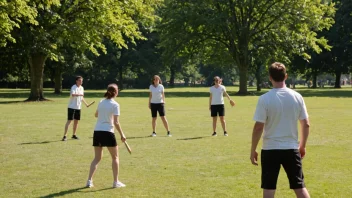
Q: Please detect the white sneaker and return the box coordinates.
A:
[86,180,94,188]
[113,181,126,188]
[151,132,156,137]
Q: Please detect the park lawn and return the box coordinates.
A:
[0,87,351,197]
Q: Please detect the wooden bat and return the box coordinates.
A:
[86,101,95,107]
[124,141,132,154]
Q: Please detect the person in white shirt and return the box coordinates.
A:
[250,62,310,198]
[86,83,127,188]
[62,76,89,141]
[148,75,171,137]
[209,76,235,136]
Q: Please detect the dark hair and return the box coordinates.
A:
[76,76,83,81]
[151,75,162,85]
[269,62,286,82]
[211,76,222,85]
[104,84,118,99]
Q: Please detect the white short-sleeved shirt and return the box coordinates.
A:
[68,85,84,110]
[149,84,164,104]
[253,87,308,150]
[94,99,120,133]
[210,85,226,105]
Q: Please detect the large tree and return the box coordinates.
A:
[8,0,161,101]
[160,0,335,94]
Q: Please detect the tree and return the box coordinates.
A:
[160,0,335,94]
[7,0,161,101]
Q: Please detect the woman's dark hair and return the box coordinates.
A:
[211,76,222,86]
[151,75,162,85]
[104,84,118,99]
[76,76,83,81]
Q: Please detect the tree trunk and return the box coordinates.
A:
[334,70,341,88]
[54,66,62,94]
[255,64,262,91]
[26,54,48,101]
[119,64,123,90]
[169,68,175,87]
[312,73,317,88]
[238,67,248,94]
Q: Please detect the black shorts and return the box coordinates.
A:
[93,131,117,147]
[151,103,165,117]
[261,149,305,189]
[211,104,225,117]
[67,108,81,120]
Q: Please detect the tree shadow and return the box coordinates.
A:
[176,136,210,140]
[19,140,63,145]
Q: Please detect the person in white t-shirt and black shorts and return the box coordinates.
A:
[62,76,89,141]
[86,83,127,188]
[250,62,311,198]
[148,75,171,137]
[209,76,235,137]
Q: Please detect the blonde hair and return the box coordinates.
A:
[152,75,162,85]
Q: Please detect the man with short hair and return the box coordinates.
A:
[62,76,89,141]
[250,62,311,198]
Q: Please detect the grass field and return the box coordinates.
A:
[0,87,352,198]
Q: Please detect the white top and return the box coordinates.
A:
[68,84,84,110]
[94,99,120,133]
[149,84,164,104]
[210,85,226,105]
[253,87,309,150]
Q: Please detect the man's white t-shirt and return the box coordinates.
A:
[149,84,164,104]
[210,85,226,105]
[253,87,308,150]
[94,99,120,133]
[68,84,84,110]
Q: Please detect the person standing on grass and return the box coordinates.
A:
[250,62,311,198]
[62,76,89,141]
[148,75,171,137]
[209,76,235,137]
[86,83,127,188]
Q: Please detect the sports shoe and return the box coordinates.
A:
[72,135,79,140]
[167,131,172,137]
[151,132,157,137]
[113,181,126,188]
[212,132,217,136]
[62,136,67,141]
[224,132,228,136]
[86,180,94,188]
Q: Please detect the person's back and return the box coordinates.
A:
[95,99,119,133]
[257,87,307,150]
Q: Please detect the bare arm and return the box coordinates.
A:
[209,93,212,110]
[162,91,166,103]
[148,92,152,109]
[82,97,88,106]
[114,115,126,142]
[299,118,310,159]
[223,91,235,105]
[94,110,98,118]
[250,122,265,166]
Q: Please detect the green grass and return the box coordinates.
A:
[0,87,352,197]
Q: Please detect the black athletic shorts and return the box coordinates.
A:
[261,149,305,189]
[211,104,225,117]
[93,131,117,147]
[67,108,81,120]
[150,103,165,117]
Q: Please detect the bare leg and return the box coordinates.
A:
[88,147,103,181]
[73,120,79,135]
[219,116,227,132]
[212,117,217,132]
[263,189,275,198]
[160,116,170,131]
[107,146,119,182]
[152,117,157,132]
[293,188,310,198]
[63,120,72,136]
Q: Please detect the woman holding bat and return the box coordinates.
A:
[86,83,127,188]
[209,76,235,136]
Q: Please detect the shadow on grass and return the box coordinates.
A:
[19,140,63,145]
[177,136,210,141]
[127,136,152,139]
[39,186,112,197]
